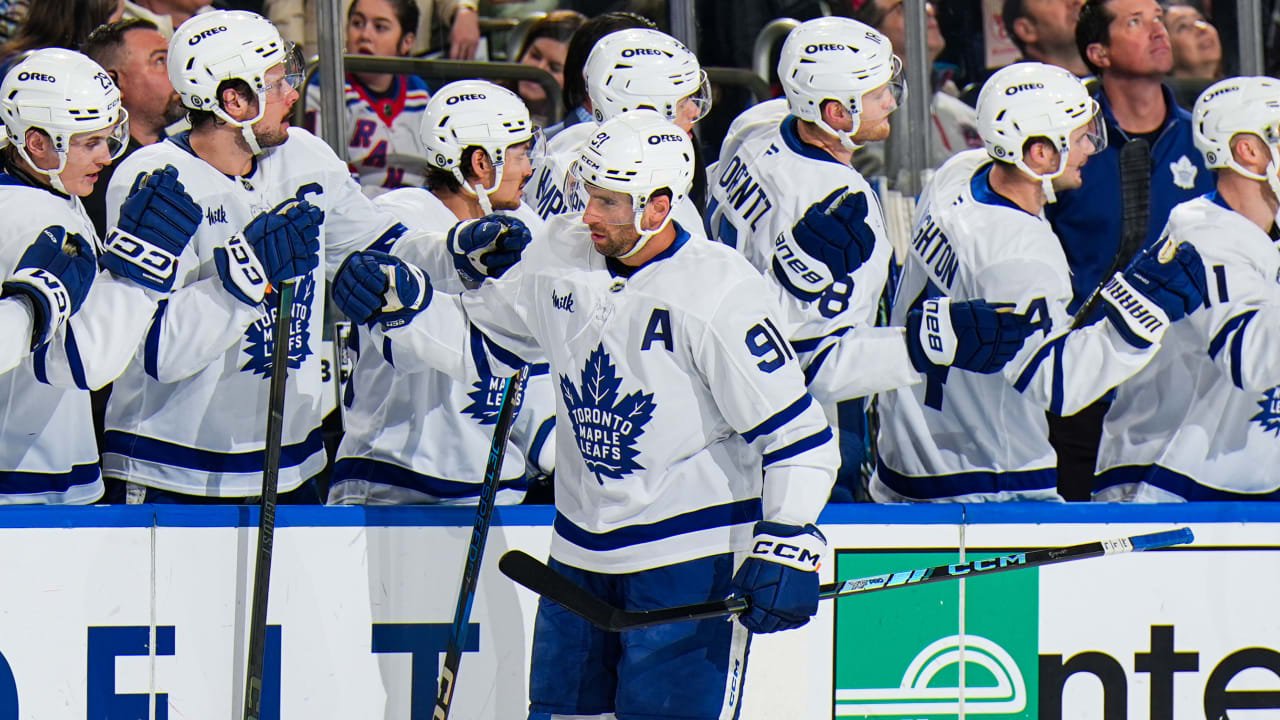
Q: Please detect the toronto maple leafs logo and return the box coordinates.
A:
[1250,386,1280,436]
[241,274,315,378]
[463,373,526,425]
[1170,155,1198,190]
[560,344,656,483]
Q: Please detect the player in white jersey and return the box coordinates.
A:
[0,48,202,504]
[1096,77,1280,501]
[875,62,1209,502]
[99,10,446,501]
[527,26,710,228]
[333,110,836,718]
[330,79,553,505]
[304,0,430,197]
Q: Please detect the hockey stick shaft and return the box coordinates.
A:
[243,280,295,720]
[434,364,530,720]
[500,527,1193,632]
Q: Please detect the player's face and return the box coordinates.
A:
[62,121,126,196]
[490,140,535,210]
[582,183,641,257]
[1098,0,1173,76]
[1052,124,1098,191]
[347,0,412,58]
[852,82,898,143]
[251,65,300,149]
[518,37,568,103]
[116,28,184,133]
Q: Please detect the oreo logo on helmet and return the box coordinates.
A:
[621,48,666,57]
[1005,82,1045,96]
[188,26,228,44]
[805,43,846,53]
[446,93,486,104]
[16,71,55,83]
[648,133,683,145]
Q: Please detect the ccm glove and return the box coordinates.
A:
[730,521,826,634]
[332,250,430,328]
[213,233,270,306]
[245,198,324,284]
[907,297,1036,374]
[1,226,96,348]
[772,186,876,300]
[447,215,531,283]
[100,165,202,292]
[1103,241,1207,348]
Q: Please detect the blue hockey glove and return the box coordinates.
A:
[244,198,324,285]
[100,165,202,292]
[907,297,1035,374]
[332,250,430,328]
[1103,241,1207,349]
[730,521,826,634]
[773,186,876,300]
[1,226,96,349]
[447,215,531,283]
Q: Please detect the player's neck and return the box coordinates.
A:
[795,119,853,166]
[189,123,255,178]
[1217,173,1279,233]
[1100,74,1167,135]
[988,162,1047,215]
[618,223,677,267]
[436,186,485,220]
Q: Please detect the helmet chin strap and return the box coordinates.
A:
[617,204,673,260]
[453,160,506,216]
[813,110,863,152]
[16,145,71,195]
[212,102,267,156]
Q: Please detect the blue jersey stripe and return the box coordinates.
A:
[1207,309,1255,360]
[1096,463,1280,501]
[741,394,813,444]
[332,457,527,498]
[762,427,833,467]
[0,462,100,495]
[803,343,837,387]
[102,427,324,474]
[877,459,1056,500]
[529,417,555,469]
[1229,311,1253,389]
[554,498,762,552]
[791,325,852,353]
[144,299,168,380]
[64,324,88,389]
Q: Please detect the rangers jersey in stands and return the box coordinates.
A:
[375,215,837,573]
[876,150,1159,501]
[305,74,430,197]
[102,128,407,496]
[1097,193,1280,500]
[330,189,555,505]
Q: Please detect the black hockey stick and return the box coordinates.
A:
[1071,137,1152,328]
[434,364,530,720]
[500,527,1193,632]
[243,279,296,720]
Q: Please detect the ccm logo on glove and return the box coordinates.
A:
[750,539,822,569]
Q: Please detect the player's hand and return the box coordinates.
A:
[1,226,96,348]
[773,187,876,301]
[1103,241,1207,348]
[332,250,430,328]
[213,233,270,306]
[447,215,531,283]
[101,165,202,292]
[730,521,825,634]
[244,198,324,284]
[906,297,1036,374]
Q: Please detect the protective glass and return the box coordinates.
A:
[69,108,131,161]
[1076,107,1108,155]
[677,69,713,125]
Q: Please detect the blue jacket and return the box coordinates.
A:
[1046,84,1214,314]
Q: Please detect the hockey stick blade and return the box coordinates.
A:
[501,528,1193,632]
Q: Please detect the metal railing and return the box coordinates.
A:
[752,17,799,84]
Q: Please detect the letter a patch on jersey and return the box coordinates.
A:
[560,344,656,483]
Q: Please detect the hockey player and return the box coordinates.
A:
[329,79,554,505]
[528,26,711,226]
[875,62,1209,502]
[304,0,430,197]
[1095,77,1280,501]
[0,48,203,503]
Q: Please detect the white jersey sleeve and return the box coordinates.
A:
[0,298,34,376]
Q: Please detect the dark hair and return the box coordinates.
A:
[186,78,256,128]
[424,147,483,194]
[346,0,420,43]
[849,0,887,26]
[81,18,159,70]
[1002,0,1031,55]
[1,0,119,60]
[517,10,586,62]
[1076,0,1116,76]
[560,12,657,112]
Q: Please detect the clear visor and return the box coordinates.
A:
[1074,109,1108,156]
[277,42,306,92]
[69,107,131,161]
[884,54,907,107]
[565,161,638,224]
[675,69,713,127]
[518,126,546,168]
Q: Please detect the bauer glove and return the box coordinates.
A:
[773,186,876,301]
[448,215,531,284]
[906,297,1036,374]
[332,250,430,328]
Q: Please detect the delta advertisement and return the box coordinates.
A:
[0,506,1273,719]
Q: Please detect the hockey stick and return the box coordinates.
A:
[434,364,530,720]
[243,279,296,720]
[1071,138,1152,328]
[499,527,1193,632]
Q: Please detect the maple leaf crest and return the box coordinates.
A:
[463,372,526,425]
[1251,386,1280,437]
[559,343,656,483]
[241,274,315,378]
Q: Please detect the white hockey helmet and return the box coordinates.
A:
[421,79,538,214]
[777,17,905,151]
[977,61,1106,202]
[168,10,303,154]
[1193,76,1280,197]
[568,109,693,259]
[584,28,711,129]
[0,48,130,194]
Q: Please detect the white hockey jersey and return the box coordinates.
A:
[330,189,556,505]
[1097,193,1280,500]
[875,150,1158,502]
[0,170,155,504]
[374,216,837,573]
[0,299,35,377]
[707,112,917,412]
[102,128,409,497]
[305,74,431,197]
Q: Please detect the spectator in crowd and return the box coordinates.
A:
[267,0,480,60]
[0,0,123,73]
[544,11,656,140]
[122,0,212,38]
[1003,0,1090,77]
[305,0,430,197]
[1043,0,1214,500]
[1163,0,1221,81]
[511,9,585,128]
[0,0,27,47]
[81,18,186,238]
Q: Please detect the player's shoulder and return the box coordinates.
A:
[721,98,789,148]
[1168,194,1274,266]
[374,187,454,229]
[655,225,774,308]
[0,176,77,224]
[547,121,595,155]
[402,75,431,95]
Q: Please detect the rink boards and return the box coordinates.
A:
[0,502,1275,719]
